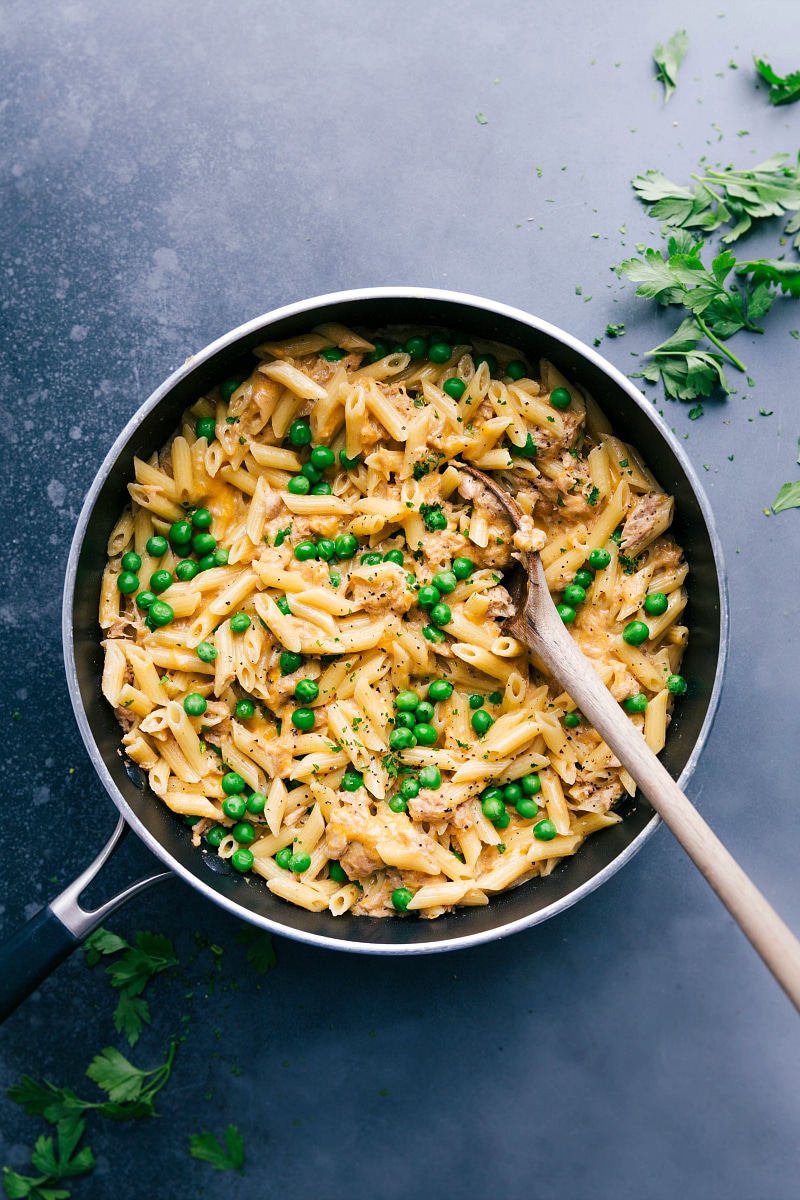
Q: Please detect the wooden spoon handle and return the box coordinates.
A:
[523,601,800,1012]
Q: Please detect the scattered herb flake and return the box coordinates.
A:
[476,112,488,125]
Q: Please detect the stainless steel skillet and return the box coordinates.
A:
[0,288,728,1021]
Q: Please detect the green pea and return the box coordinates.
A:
[534,819,557,841]
[339,449,360,469]
[452,557,474,580]
[220,378,240,401]
[506,359,527,380]
[588,548,611,571]
[482,795,506,823]
[422,625,447,643]
[392,887,414,911]
[117,571,139,594]
[146,535,168,558]
[329,861,348,882]
[667,674,687,696]
[341,770,364,792]
[276,847,294,869]
[232,821,255,845]
[280,651,303,675]
[442,377,466,400]
[574,569,594,589]
[334,533,358,559]
[388,795,407,813]
[425,509,448,531]
[329,571,341,588]
[315,538,335,561]
[291,708,316,731]
[557,604,576,624]
[383,549,405,566]
[399,777,420,799]
[175,559,198,581]
[184,693,207,716]
[288,474,310,494]
[482,786,504,805]
[419,765,441,790]
[310,445,336,471]
[295,679,319,703]
[223,772,246,795]
[405,335,428,359]
[289,420,312,446]
[623,693,649,713]
[417,585,441,610]
[430,603,451,627]
[193,532,217,556]
[516,797,539,820]
[470,694,485,711]
[644,592,669,616]
[415,701,435,723]
[150,570,173,594]
[230,613,251,633]
[197,553,217,572]
[222,794,247,820]
[294,540,318,561]
[503,783,522,805]
[196,641,217,662]
[149,601,174,627]
[549,386,572,409]
[564,712,581,728]
[136,590,156,610]
[121,551,142,572]
[428,341,452,363]
[414,723,438,746]
[231,848,254,873]
[196,416,216,442]
[521,774,541,796]
[428,679,453,702]
[395,711,416,730]
[289,851,311,873]
[301,462,322,483]
[366,339,389,363]
[276,597,291,616]
[246,792,267,815]
[474,353,498,375]
[361,552,383,566]
[169,520,193,545]
[396,690,420,711]
[235,699,255,719]
[206,826,225,847]
[471,709,494,736]
[389,727,417,751]
[321,346,345,361]
[623,620,649,646]
[563,584,586,606]
[488,692,503,705]
[432,571,457,594]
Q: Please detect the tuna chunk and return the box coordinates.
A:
[620,493,674,557]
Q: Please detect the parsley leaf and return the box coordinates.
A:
[653,29,689,102]
[189,1125,245,1174]
[772,481,800,513]
[734,258,800,297]
[235,924,277,974]
[754,57,800,106]
[633,317,730,400]
[83,928,178,1046]
[3,1116,95,1199]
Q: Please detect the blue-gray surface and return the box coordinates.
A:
[1,2,799,1197]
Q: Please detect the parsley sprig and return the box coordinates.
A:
[235,924,277,975]
[2,1117,95,1199]
[754,57,800,107]
[632,154,800,248]
[653,29,688,102]
[189,1125,245,1174]
[83,927,178,1046]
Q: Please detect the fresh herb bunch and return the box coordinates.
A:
[83,928,179,1046]
[754,57,800,106]
[632,154,800,248]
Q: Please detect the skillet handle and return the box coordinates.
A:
[0,816,172,1025]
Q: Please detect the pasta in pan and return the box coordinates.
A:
[100,325,689,918]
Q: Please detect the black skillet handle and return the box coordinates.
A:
[0,816,172,1025]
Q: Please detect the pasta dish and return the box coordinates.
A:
[100,323,689,918]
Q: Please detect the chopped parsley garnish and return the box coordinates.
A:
[585,485,600,506]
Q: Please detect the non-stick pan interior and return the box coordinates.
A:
[66,290,726,952]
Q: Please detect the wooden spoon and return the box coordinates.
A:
[460,463,800,1011]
